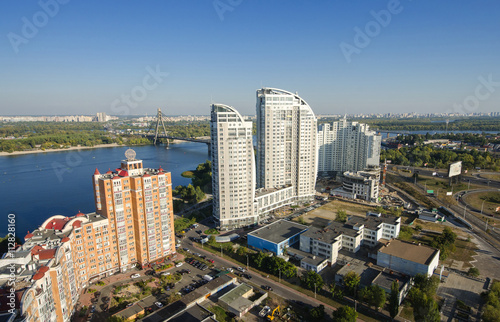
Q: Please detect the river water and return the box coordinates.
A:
[0,143,210,237]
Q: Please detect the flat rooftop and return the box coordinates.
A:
[301,225,342,244]
[378,239,439,265]
[248,220,308,244]
[301,254,328,266]
[336,262,381,287]
[169,304,216,322]
[219,283,254,312]
[372,270,411,292]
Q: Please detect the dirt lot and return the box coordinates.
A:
[300,200,375,225]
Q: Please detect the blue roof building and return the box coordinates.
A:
[247,220,308,255]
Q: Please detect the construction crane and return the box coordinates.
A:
[267,306,280,321]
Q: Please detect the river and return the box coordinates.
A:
[0,143,210,237]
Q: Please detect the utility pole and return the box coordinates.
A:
[246,255,249,270]
[463,205,467,219]
[468,180,470,191]
[481,200,486,216]
[279,269,281,283]
[485,219,489,231]
[314,283,317,299]
[220,245,223,257]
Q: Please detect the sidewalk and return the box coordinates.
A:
[191,242,409,322]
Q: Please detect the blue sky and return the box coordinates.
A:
[1,0,499,116]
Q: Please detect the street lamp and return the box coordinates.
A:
[463,205,467,219]
[220,245,223,257]
[279,269,281,283]
[246,255,249,270]
[314,283,317,299]
[481,200,486,216]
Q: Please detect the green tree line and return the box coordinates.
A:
[381,145,499,170]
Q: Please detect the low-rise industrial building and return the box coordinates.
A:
[247,220,308,255]
[218,283,267,317]
[376,239,440,277]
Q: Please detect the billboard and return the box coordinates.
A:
[448,161,462,177]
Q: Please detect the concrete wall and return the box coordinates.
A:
[377,250,440,277]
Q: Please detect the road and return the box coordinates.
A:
[179,222,341,320]
[389,165,500,189]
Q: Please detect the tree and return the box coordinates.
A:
[252,251,267,269]
[411,274,439,299]
[362,285,386,309]
[412,290,440,322]
[310,304,325,319]
[336,209,348,222]
[208,235,216,245]
[301,270,324,291]
[431,227,457,260]
[330,283,344,301]
[482,281,500,321]
[468,267,480,277]
[343,271,360,296]
[195,186,205,202]
[388,281,400,320]
[236,246,248,257]
[332,305,357,322]
[281,261,297,278]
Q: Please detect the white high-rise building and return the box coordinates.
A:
[256,88,317,201]
[317,117,381,175]
[210,104,256,229]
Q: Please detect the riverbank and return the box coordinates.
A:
[0,143,124,156]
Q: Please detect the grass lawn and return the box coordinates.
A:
[399,305,414,321]
[445,238,478,269]
[181,170,195,178]
[416,174,484,195]
[482,173,500,181]
[463,191,500,217]
[412,219,470,238]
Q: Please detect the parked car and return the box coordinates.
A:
[155,302,163,308]
[262,285,273,291]
[175,262,184,267]
[237,267,245,272]
[130,273,140,279]
[208,259,214,263]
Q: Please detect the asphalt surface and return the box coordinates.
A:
[179,222,341,320]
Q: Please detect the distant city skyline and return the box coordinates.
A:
[1,1,500,116]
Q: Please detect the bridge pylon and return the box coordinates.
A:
[149,108,168,145]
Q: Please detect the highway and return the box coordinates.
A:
[388,166,500,250]
[388,165,500,189]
